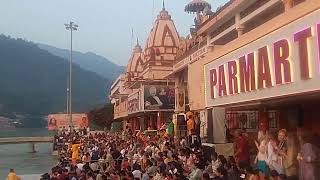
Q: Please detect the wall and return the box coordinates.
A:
[302,104,320,133]
[114,100,128,119]
[188,60,205,111]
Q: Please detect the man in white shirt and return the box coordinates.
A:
[132,169,142,179]
[90,162,98,172]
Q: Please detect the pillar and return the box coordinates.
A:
[212,107,226,143]
[149,116,152,129]
[157,112,162,130]
[282,0,293,11]
[206,34,211,46]
[235,13,245,37]
[133,118,137,131]
[30,143,36,153]
[136,117,140,130]
[236,26,245,37]
[152,114,156,129]
[139,116,145,131]
[208,44,215,52]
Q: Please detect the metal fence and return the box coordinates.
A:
[225,110,278,130]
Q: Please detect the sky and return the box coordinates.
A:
[0,0,228,66]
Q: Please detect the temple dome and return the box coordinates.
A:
[145,8,179,49]
[125,41,144,81]
[144,7,180,67]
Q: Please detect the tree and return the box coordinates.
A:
[87,104,114,129]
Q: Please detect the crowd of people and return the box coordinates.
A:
[35,125,319,180]
[235,127,320,180]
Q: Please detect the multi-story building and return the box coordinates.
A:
[171,0,320,143]
[110,5,180,132]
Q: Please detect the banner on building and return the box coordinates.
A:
[144,85,175,110]
[128,90,141,114]
[47,113,88,130]
[175,88,185,112]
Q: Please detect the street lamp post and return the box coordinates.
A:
[65,22,78,131]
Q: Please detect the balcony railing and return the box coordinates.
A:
[226,110,278,130]
[114,101,128,119]
[174,40,207,69]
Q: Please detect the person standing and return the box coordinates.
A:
[167,119,174,143]
[254,136,268,177]
[186,111,195,146]
[275,129,287,175]
[284,130,299,180]
[297,131,319,180]
[233,130,250,164]
[71,140,80,165]
[7,169,20,180]
[266,134,285,175]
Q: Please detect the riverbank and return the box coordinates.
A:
[0,128,56,179]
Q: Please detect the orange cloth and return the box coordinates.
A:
[71,144,80,160]
[7,172,20,180]
[187,119,194,136]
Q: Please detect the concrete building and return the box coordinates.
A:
[110,0,320,144]
[171,0,320,144]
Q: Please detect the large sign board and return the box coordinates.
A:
[173,46,208,72]
[128,90,141,114]
[144,85,175,110]
[205,10,320,107]
[47,113,88,130]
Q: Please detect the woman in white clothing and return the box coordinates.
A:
[266,134,284,175]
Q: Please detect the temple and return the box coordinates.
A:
[110,3,180,132]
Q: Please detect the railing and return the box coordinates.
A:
[174,41,208,72]
[114,103,128,119]
[225,110,278,130]
[175,41,207,63]
[0,136,53,144]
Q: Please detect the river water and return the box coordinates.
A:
[0,128,56,179]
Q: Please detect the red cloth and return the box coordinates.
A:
[234,136,250,163]
[259,111,269,131]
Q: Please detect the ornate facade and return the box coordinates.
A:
[125,41,144,82]
[170,0,320,145]
[110,5,180,131]
[111,0,320,142]
[142,6,180,80]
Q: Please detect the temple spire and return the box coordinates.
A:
[162,0,165,10]
[133,37,142,52]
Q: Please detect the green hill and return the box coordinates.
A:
[37,43,124,80]
[0,35,111,127]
